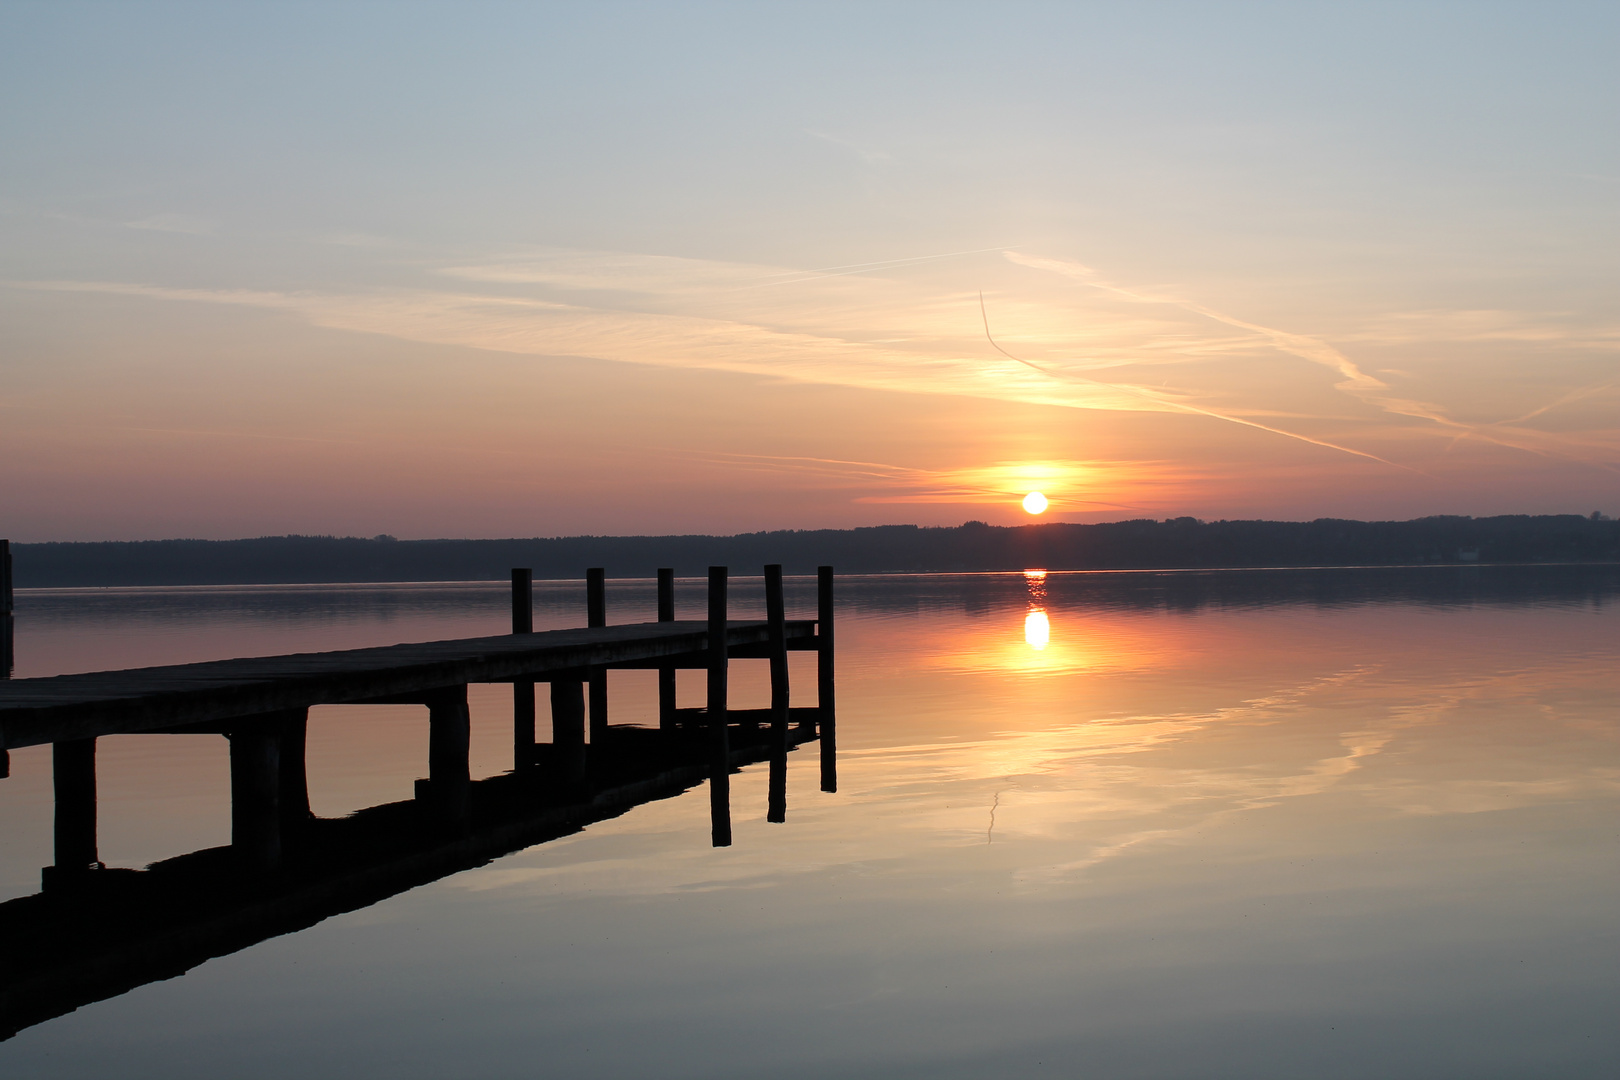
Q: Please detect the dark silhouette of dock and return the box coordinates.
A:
[0,555,839,1040]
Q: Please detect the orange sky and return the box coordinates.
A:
[2,5,1616,539]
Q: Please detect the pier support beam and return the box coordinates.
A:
[514,678,537,772]
[422,685,471,827]
[45,738,99,889]
[1,538,12,682]
[586,568,608,745]
[277,709,312,832]
[765,564,789,823]
[657,568,676,730]
[550,677,587,786]
[707,566,732,847]
[512,568,536,771]
[229,728,281,871]
[818,565,838,794]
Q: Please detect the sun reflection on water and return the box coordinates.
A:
[1024,610,1050,650]
[1025,569,1049,650]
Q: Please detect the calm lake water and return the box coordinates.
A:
[2,567,1617,1078]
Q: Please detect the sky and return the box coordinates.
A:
[2,1,1617,541]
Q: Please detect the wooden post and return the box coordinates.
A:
[512,569,536,771]
[49,738,98,885]
[707,566,732,846]
[550,677,587,786]
[768,739,788,824]
[586,567,606,628]
[587,568,608,744]
[277,708,312,831]
[1,538,13,681]
[818,565,838,794]
[424,685,471,826]
[765,564,789,823]
[657,568,676,729]
[229,728,281,871]
[511,568,533,634]
[0,541,10,766]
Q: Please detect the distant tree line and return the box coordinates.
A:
[10,514,1619,587]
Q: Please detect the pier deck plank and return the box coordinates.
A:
[0,619,816,748]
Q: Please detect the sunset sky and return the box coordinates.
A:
[3,2,1617,540]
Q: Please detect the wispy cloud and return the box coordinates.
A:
[11,241,1618,479]
[1005,252,1620,471]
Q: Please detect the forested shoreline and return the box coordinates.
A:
[9,514,1618,587]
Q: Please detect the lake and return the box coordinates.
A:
[1,567,1617,1078]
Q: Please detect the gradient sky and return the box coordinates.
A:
[2,1,1617,540]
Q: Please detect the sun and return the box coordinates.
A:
[1022,491,1048,515]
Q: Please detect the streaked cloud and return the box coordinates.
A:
[18,241,1616,483]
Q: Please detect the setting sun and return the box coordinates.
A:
[1022,491,1049,515]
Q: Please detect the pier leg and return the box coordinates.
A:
[550,677,587,787]
[514,679,537,771]
[278,708,312,832]
[229,729,281,872]
[657,568,676,730]
[586,568,608,745]
[512,568,536,771]
[708,566,732,847]
[511,568,533,634]
[765,564,789,823]
[588,672,608,744]
[818,565,838,794]
[768,739,788,824]
[46,738,99,888]
[1,539,12,680]
[424,685,471,826]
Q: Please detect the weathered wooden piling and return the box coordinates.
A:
[765,564,789,823]
[550,677,587,785]
[818,565,837,793]
[1,538,13,687]
[767,738,787,825]
[587,568,608,744]
[277,708,312,829]
[48,738,98,888]
[228,727,281,871]
[707,566,732,847]
[2,541,12,776]
[511,569,536,770]
[424,685,471,826]
[657,568,676,729]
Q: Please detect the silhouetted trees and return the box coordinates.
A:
[10,515,1618,587]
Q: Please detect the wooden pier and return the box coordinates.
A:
[0,562,839,1038]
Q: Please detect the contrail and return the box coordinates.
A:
[1004,252,1620,470]
[979,293,1424,474]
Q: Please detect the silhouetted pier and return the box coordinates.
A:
[0,561,839,1038]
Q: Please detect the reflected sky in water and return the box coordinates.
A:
[1,568,1617,1077]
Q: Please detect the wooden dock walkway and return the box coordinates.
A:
[0,558,842,1038]
[0,618,818,748]
[0,560,838,875]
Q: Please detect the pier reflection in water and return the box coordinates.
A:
[0,566,1617,1078]
[1,719,815,1040]
[0,565,833,1041]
